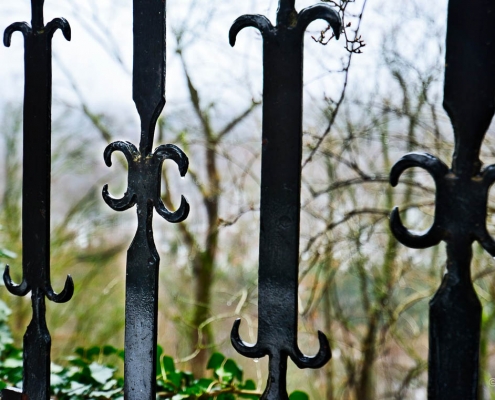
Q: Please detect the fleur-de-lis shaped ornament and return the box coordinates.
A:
[102,1,189,398]
[229,1,341,398]
[390,0,495,398]
[2,1,73,399]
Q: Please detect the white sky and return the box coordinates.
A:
[0,0,416,127]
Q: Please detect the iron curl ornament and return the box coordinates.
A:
[229,0,341,398]
[2,1,73,399]
[102,0,189,399]
[389,0,495,398]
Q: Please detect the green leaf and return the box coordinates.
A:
[102,345,119,356]
[86,346,102,361]
[89,362,115,384]
[239,379,256,390]
[207,352,225,370]
[238,379,259,399]
[224,358,243,382]
[195,378,214,390]
[156,345,164,374]
[218,393,236,400]
[289,390,310,400]
[160,355,176,375]
[3,358,23,368]
[89,387,123,398]
[0,381,6,390]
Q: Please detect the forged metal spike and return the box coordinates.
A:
[389,207,442,249]
[291,331,331,369]
[3,22,32,47]
[277,0,296,26]
[45,17,71,40]
[296,4,341,39]
[443,0,495,176]
[44,275,74,304]
[230,319,266,358]
[3,265,30,297]
[133,0,166,155]
[229,15,274,47]
[31,0,45,30]
[155,196,190,223]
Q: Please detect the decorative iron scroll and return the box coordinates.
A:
[229,1,341,398]
[102,0,189,398]
[390,0,495,398]
[2,1,74,399]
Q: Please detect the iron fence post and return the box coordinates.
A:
[229,1,341,398]
[390,0,495,398]
[102,1,189,399]
[1,1,74,399]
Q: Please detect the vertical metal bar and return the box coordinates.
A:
[102,1,189,399]
[389,1,495,398]
[2,1,74,399]
[229,2,340,399]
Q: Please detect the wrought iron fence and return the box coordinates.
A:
[1,0,494,399]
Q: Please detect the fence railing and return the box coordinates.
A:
[1,0,494,399]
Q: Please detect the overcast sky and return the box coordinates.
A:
[0,0,449,147]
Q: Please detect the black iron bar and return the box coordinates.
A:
[389,0,495,398]
[2,1,74,399]
[102,1,189,399]
[229,1,341,399]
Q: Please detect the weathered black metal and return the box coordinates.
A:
[229,1,340,399]
[390,1,495,398]
[2,1,74,399]
[102,0,189,399]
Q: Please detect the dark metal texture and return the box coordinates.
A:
[2,1,74,399]
[390,0,495,398]
[229,1,341,398]
[102,0,189,399]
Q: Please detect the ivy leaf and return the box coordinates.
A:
[195,378,214,390]
[207,352,225,370]
[224,358,243,382]
[159,355,176,375]
[218,393,236,400]
[89,362,115,384]
[289,390,310,400]
[102,345,119,356]
[239,379,258,399]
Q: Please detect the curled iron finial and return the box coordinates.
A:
[229,15,274,46]
[103,141,189,222]
[4,23,32,46]
[3,266,29,297]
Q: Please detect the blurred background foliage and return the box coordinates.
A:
[2,0,495,398]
